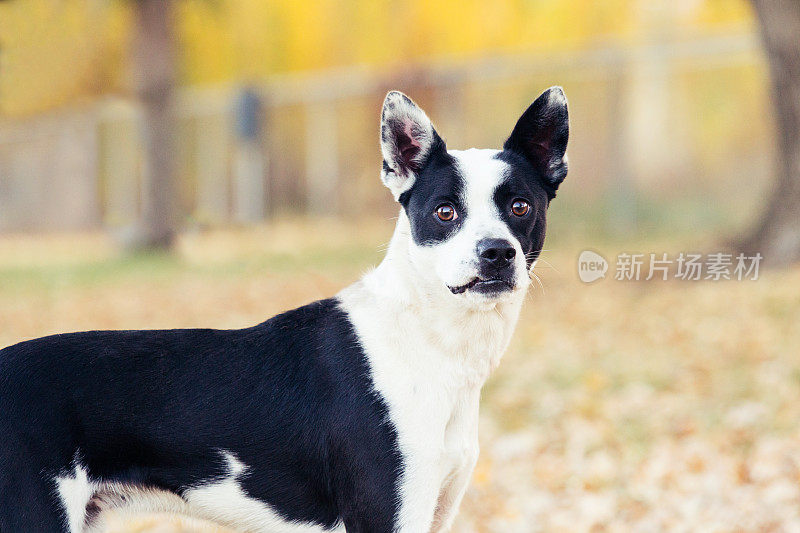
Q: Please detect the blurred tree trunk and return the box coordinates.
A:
[739,0,800,266]
[131,0,177,250]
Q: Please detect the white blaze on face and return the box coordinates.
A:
[445,149,527,294]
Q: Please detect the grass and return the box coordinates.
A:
[1,217,799,532]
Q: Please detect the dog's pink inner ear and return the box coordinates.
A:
[387,117,425,175]
[398,120,422,168]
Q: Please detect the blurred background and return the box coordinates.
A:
[0,0,788,241]
[1,0,800,531]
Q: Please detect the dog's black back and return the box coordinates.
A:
[0,299,401,532]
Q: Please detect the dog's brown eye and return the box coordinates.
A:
[435,204,457,222]
[511,199,530,217]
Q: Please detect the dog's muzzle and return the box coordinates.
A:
[447,239,518,295]
[448,277,514,295]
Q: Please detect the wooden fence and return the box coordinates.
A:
[0,33,766,232]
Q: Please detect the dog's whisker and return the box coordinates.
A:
[492,306,504,320]
[524,282,541,302]
[535,258,559,273]
[529,270,546,296]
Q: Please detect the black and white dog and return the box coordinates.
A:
[0,87,568,533]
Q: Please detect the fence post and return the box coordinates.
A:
[304,100,339,215]
[434,76,467,149]
[607,60,637,234]
[98,100,142,228]
[233,87,267,222]
[195,111,231,224]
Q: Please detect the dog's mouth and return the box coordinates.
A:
[448,277,514,295]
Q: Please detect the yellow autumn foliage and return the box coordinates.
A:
[0,0,754,116]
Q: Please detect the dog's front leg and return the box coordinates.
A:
[428,451,478,532]
[390,450,449,533]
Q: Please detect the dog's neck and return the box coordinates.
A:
[347,211,525,381]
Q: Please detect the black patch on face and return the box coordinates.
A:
[493,150,551,267]
[398,135,467,246]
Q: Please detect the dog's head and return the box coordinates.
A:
[380,88,569,306]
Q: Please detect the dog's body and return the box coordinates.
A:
[0,88,569,533]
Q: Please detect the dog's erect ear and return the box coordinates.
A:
[504,87,569,197]
[380,91,443,200]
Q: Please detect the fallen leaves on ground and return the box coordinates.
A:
[1,222,798,532]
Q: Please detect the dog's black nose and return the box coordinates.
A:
[477,238,516,269]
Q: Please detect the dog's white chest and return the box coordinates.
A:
[337,277,520,532]
[439,389,481,479]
